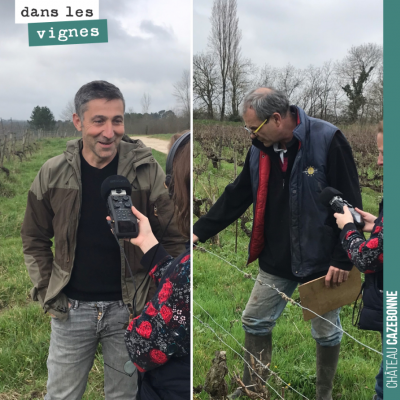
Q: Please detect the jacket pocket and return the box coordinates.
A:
[45,292,69,321]
[321,225,336,255]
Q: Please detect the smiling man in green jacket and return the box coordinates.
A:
[21,80,185,400]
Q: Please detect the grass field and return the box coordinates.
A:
[0,137,166,399]
[193,148,382,399]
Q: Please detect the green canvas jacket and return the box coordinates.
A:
[21,136,186,320]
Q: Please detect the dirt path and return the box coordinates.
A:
[130,136,169,154]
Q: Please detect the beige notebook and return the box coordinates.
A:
[298,267,362,321]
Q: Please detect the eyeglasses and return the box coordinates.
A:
[244,118,269,135]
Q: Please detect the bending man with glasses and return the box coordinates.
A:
[193,88,362,400]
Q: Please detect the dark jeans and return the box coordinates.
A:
[375,360,383,399]
[375,332,383,399]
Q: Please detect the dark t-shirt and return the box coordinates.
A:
[63,152,122,301]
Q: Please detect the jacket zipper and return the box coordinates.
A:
[289,140,302,271]
[67,165,82,278]
[66,228,70,263]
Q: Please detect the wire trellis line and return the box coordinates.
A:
[194,244,383,356]
[194,300,310,399]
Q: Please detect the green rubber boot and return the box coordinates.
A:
[228,332,272,399]
[316,343,340,400]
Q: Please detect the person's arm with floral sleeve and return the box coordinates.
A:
[124,250,190,372]
[119,205,190,372]
[334,205,383,273]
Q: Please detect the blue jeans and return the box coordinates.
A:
[45,299,137,400]
[242,269,343,346]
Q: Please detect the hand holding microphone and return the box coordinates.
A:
[319,187,365,229]
[353,208,377,232]
[102,175,159,254]
[101,175,139,239]
[127,206,159,254]
[333,205,354,229]
[333,205,378,231]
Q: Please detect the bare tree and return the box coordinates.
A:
[173,69,191,119]
[275,64,304,104]
[364,63,383,122]
[141,93,152,114]
[228,53,255,119]
[208,0,241,121]
[193,52,220,119]
[316,61,336,120]
[297,64,322,115]
[257,64,278,88]
[336,43,383,122]
[297,61,338,121]
[59,100,75,121]
[337,43,383,84]
[256,64,304,104]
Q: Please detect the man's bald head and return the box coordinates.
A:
[254,87,272,95]
[240,87,290,121]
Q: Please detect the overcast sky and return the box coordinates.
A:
[194,0,383,69]
[0,0,383,121]
[0,0,191,121]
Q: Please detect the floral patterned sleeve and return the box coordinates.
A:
[340,213,383,273]
[124,249,190,372]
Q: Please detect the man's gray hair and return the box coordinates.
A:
[240,88,290,120]
[74,80,125,120]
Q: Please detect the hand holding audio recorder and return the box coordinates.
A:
[319,186,365,229]
[101,175,139,239]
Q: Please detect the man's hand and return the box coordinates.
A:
[333,205,354,230]
[193,234,199,244]
[49,302,71,318]
[325,266,349,288]
[354,207,377,232]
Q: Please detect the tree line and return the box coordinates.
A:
[1,67,190,139]
[1,99,189,140]
[194,0,383,124]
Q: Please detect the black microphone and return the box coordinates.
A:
[319,187,365,229]
[101,175,139,238]
[100,175,132,200]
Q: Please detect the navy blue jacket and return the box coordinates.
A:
[249,107,351,277]
[194,106,362,279]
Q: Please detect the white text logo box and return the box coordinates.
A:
[15,0,99,24]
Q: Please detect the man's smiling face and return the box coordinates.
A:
[73,98,125,168]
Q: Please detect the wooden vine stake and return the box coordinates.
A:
[0,134,10,177]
